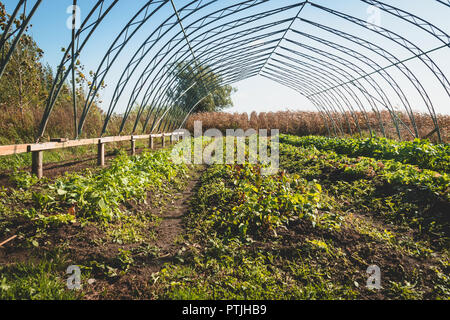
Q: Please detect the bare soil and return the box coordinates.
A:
[79,167,204,300]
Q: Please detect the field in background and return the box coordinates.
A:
[186,110,450,143]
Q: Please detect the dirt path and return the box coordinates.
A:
[83,166,205,299]
[154,167,204,260]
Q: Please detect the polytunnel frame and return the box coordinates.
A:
[119,1,368,136]
[133,0,440,139]
[121,0,448,140]
[101,0,281,135]
[0,0,448,143]
[113,1,299,135]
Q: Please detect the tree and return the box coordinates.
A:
[0,2,106,143]
[0,34,45,116]
[167,61,236,114]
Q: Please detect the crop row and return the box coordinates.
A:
[4,148,189,228]
[279,142,449,201]
[194,163,341,241]
[158,139,449,299]
[279,134,450,173]
[278,142,449,241]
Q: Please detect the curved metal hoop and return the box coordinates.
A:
[0,0,448,142]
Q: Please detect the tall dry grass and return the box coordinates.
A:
[186,110,450,143]
[0,101,154,145]
[0,101,107,144]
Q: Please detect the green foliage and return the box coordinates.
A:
[9,169,39,189]
[49,150,185,222]
[168,61,235,113]
[0,252,79,300]
[117,249,135,273]
[388,281,424,300]
[193,163,339,241]
[279,141,449,201]
[158,237,357,300]
[279,138,450,243]
[1,135,448,300]
[0,153,32,171]
[156,154,356,300]
[10,148,187,228]
[280,134,450,173]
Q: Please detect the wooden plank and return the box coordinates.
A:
[1,133,175,158]
[0,144,29,156]
[131,134,150,140]
[99,136,132,144]
[28,138,99,152]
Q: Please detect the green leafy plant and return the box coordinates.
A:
[280,134,450,173]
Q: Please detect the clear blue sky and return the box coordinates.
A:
[3,0,450,115]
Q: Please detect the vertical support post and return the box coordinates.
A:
[170,133,174,145]
[150,135,154,149]
[71,0,78,139]
[131,138,136,156]
[32,151,43,179]
[97,141,105,167]
[162,134,166,148]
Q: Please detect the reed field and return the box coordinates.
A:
[186,110,450,143]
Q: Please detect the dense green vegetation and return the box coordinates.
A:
[277,142,449,244]
[0,146,189,299]
[279,134,450,173]
[0,135,449,300]
[155,163,355,299]
[153,136,449,299]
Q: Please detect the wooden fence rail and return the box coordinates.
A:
[0,132,184,179]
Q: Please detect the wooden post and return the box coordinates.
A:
[97,142,105,167]
[170,133,174,144]
[31,151,43,179]
[131,139,136,156]
[150,136,154,149]
[162,134,166,148]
